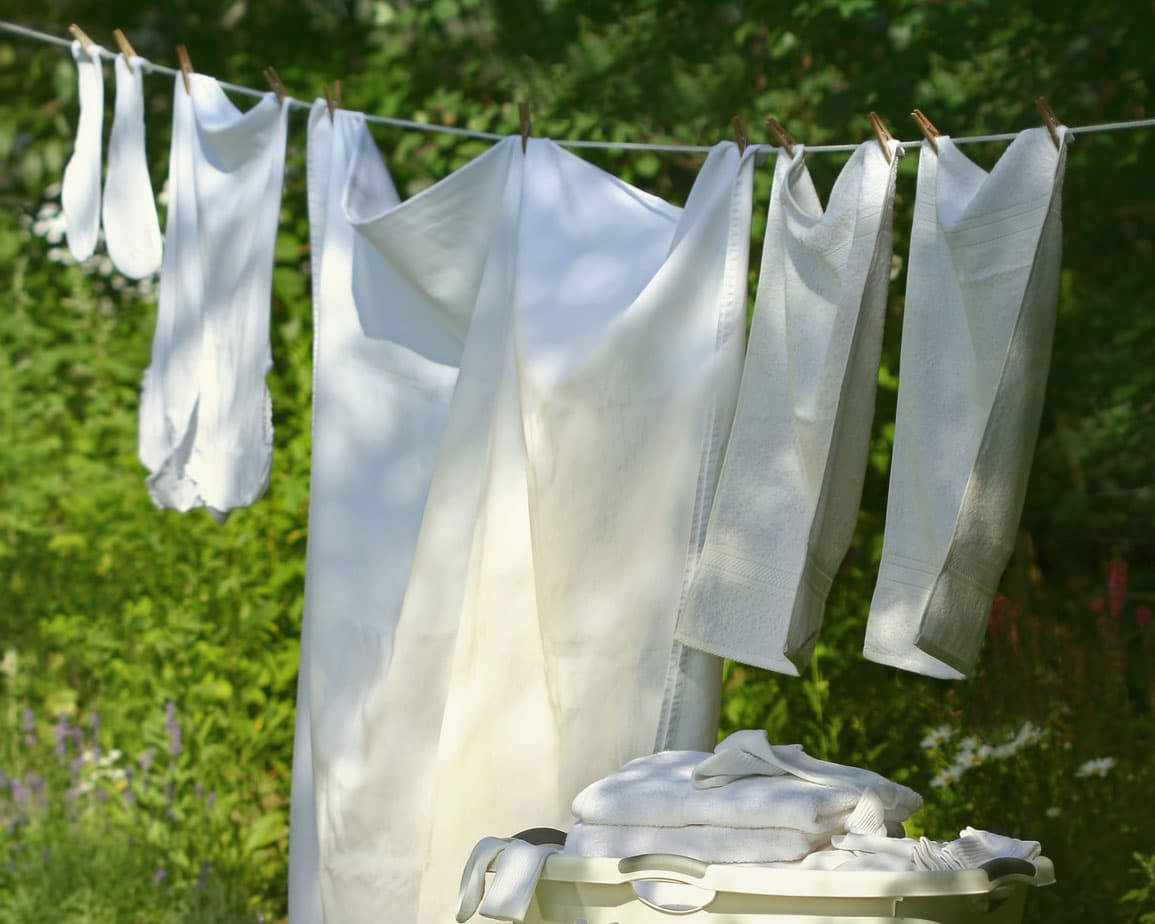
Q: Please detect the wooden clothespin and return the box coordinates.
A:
[868,111,894,163]
[765,115,797,157]
[175,44,193,94]
[730,116,749,154]
[68,24,96,56]
[518,101,531,154]
[323,80,343,120]
[1035,96,1062,150]
[911,108,941,152]
[113,29,136,73]
[264,66,287,104]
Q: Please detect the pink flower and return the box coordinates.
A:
[1137,604,1153,634]
[1108,559,1128,618]
[1090,596,1106,615]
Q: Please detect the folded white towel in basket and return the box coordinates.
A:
[573,749,894,835]
[692,730,923,827]
[564,821,830,863]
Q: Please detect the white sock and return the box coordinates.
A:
[103,53,163,279]
[61,40,104,262]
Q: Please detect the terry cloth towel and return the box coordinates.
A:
[692,730,922,829]
[295,102,756,924]
[61,39,104,262]
[677,139,901,675]
[102,52,163,278]
[572,748,902,836]
[456,837,562,924]
[138,72,287,517]
[564,822,828,863]
[791,828,1042,872]
[864,126,1070,678]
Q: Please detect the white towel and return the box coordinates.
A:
[139,73,287,517]
[864,127,1069,678]
[572,749,886,834]
[692,730,922,828]
[102,53,163,279]
[296,104,756,924]
[676,139,900,674]
[564,822,829,863]
[61,39,103,262]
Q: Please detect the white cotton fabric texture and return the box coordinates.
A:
[294,101,756,924]
[677,139,901,675]
[570,748,903,835]
[692,730,922,827]
[864,126,1070,678]
[61,39,104,262]
[564,822,828,863]
[103,53,163,278]
[786,827,1042,872]
[455,837,562,924]
[138,73,287,517]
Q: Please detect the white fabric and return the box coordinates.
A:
[677,140,900,675]
[296,102,756,924]
[571,749,894,835]
[786,828,1041,872]
[61,39,104,262]
[692,730,922,827]
[864,127,1069,678]
[564,821,828,863]
[103,53,163,278]
[455,837,561,923]
[138,73,287,517]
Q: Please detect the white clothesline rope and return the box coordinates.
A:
[5,18,1155,154]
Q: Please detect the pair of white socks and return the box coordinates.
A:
[61,42,162,277]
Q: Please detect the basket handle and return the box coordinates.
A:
[979,857,1037,883]
[617,854,710,879]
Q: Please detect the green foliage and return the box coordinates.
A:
[1,1,1154,922]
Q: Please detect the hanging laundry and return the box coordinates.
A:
[138,73,287,518]
[102,51,163,278]
[295,100,755,924]
[676,138,902,674]
[61,38,103,262]
[864,126,1069,678]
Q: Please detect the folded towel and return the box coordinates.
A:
[692,731,922,827]
[563,822,829,863]
[573,749,880,834]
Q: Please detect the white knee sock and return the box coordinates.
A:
[61,40,104,262]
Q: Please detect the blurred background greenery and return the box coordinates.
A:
[0,1,1152,922]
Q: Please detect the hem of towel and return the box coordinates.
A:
[865,555,1000,680]
[676,548,831,675]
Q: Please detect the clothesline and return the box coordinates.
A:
[5,16,1155,155]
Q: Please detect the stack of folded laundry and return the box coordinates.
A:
[564,729,924,862]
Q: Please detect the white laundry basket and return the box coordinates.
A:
[506,851,1054,924]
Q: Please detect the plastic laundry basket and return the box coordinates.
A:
[507,852,1054,924]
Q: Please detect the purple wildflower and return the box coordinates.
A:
[26,774,44,793]
[164,702,182,758]
[53,713,70,759]
[22,707,34,733]
[194,782,204,799]
[153,867,166,885]
[9,778,29,806]
[40,850,50,863]
[138,747,156,774]
[122,788,136,807]
[206,791,216,812]
[196,860,210,890]
[96,788,108,804]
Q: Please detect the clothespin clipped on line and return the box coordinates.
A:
[175,44,193,94]
[519,101,531,153]
[113,28,136,73]
[731,116,749,154]
[264,66,288,104]
[765,116,797,157]
[68,24,96,56]
[323,79,342,120]
[1035,96,1062,150]
[911,108,941,152]
[868,111,894,163]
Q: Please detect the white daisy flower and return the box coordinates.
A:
[920,725,955,749]
[1045,806,1061,818]
[1076,757,1115,778]
[930,768,961,788]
